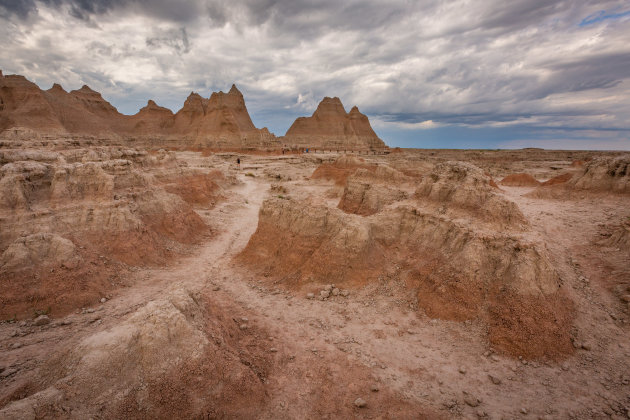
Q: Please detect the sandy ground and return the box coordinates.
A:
[2,151,630,419]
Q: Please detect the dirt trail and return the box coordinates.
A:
[0,173,267,400]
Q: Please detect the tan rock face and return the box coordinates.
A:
[0,146,231,318]
[570,155,630,193]
[283,97,387,151]
[0,72,278,149]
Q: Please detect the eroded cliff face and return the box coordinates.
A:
[0,146,234,318]
[283,97,387,151]
[0,72,278,149]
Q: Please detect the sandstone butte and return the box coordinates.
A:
[0,70,388,152]
[282,96,387,152]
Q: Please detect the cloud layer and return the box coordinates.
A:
[1,0,629,149]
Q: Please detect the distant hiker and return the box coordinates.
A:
[237,157,241,169]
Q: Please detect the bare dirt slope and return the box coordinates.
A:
[2,149,630,419]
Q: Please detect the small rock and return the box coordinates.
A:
[239,324,248,330]
[561,363,570,371]
[269,348,278,353]
[520,408,528,414]
[212,286,221,291]
[306,293,315,299]
[341,290,349,297]
[240,317,249,322]
[464,394,481,407]
[370,384,379,392]
[320,290,331,298]
[490,355,500,362]
[10,342,23,349]
[581,342,592,351]
[33,315,50,326]
[353,398,367,408]
[488,374,502,385]
[100,297,107,303]
[325,285,333,292]
[459,366,467,374]
[476,409,488,418]
[332,288,340,296]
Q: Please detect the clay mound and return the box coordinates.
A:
[569,155,630,193]
[311,155,375,185]
[499,173,541,187]
[163,170,225,206]
[338,166,410,216]
[284,97,387,151]
[0,233,80,272]
[0,289,269,419]
[239,198,572,359]
[416,161,527,226]
[541,172,574,186]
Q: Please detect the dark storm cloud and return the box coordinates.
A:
[146,28,190,54]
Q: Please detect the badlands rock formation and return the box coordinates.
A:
[283,97,387,152]
[240,157,569,358]
[0,146,230,318]
[0,71,277,149]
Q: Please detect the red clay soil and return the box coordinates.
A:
[0,248,125,320]
[311,159,375,186]
[499,173,541,187]
[142,209,209,245]
[407,258,574,360]
[164,172,224,206]
[487,290,575,360]
[541,172,574,186]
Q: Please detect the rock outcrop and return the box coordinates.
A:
[569,155,630,193]
[283,97,387,152]
[0,71,278,149]
[0,146,231,318]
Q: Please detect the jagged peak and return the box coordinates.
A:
[228,84,242,95]
[321,96,343,104]
[147,99,157,107]
[314,96,346,115]
[70,85,101,97]
[79,85,96,93]
[48,83,67,93]
[349,105,360,113]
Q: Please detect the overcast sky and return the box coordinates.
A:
[1,0,629,149]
